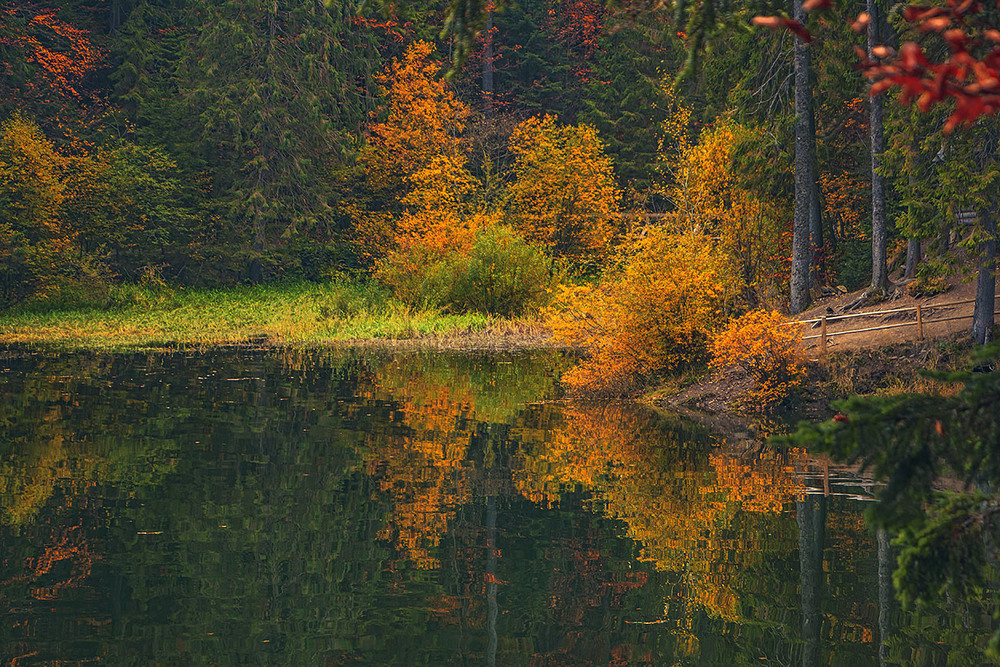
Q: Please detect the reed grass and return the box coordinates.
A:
[0,280,505,351]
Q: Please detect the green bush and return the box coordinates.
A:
[421,226,558,316]
[907,258,951,297]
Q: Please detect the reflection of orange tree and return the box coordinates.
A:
[357,355,557,569]
[26,521,98,601]
[514,404,806,622]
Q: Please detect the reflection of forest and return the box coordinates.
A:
[0,350,994,664]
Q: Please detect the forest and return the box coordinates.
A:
[1,0,998,387]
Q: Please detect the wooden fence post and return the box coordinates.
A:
[916,304,924,340]
[820,315,827,355]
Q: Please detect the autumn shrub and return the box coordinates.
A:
[661,117,789,307]
[710,309,806,407]
[380,224,556,316]
[422,225,557,316]
[549,229,727,397]
[907,258,950,297]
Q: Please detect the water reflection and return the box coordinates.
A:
[0,349,994,664]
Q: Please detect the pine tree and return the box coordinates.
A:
[579,26,683,200]
[183,0,377,282]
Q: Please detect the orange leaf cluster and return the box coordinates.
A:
[508,114,619,264]
[710,309,806,407]
[549,229,726,397]
[1,9,104,98]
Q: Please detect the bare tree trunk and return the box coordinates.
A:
[798,494,825,667]
[482,4,494,116]
[904,238,921,280]
[790,0,814,314]
[809,111,823,286]
[869,0,890,294]
[972,211,997,345]
[877,528,893,667]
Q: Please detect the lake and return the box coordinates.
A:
[0,349,993,665]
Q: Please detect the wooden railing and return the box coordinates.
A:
[791,296,1000,353]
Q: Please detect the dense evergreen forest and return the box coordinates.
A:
[0,0,996,346]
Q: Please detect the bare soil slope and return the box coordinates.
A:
[795,275,990,354]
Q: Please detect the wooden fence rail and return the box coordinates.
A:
[785,295,999,354]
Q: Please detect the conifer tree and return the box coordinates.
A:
[184,0,376,281]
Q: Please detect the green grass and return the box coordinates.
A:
[0,280,496,351]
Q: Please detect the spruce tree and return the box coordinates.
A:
[183,0,376,281]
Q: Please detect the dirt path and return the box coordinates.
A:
[794,276,995,354]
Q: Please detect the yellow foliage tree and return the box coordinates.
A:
[662,116,789,307]
[508,114,619,264]
[0,113,97,305]
[710,309,806,407]
[549,229,727,397]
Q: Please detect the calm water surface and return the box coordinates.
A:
[0,349,993,665]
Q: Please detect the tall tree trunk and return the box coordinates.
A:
[809,110,823,286]
[904,238,921,280]
[869,0,890,294]
[485,494,498,667]
[877,528,893,667]
[482,4,494,116]
[972,211,997,345]
[790,0,814,314]
[904,154,921,280]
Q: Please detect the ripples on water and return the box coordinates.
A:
[0,349,993,665]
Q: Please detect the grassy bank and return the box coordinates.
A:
[0,280,547,351]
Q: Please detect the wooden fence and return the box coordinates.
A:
[792,296,1000,354]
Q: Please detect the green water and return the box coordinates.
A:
[0,349,992,665]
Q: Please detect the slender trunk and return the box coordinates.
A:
[486,494,498,667]
[904,151,921,280]
[904,238,921,280]
[797,494,825,667]
[790,0,813,314]
[809,110,823,285]
[869,0,890,293]
[877,528,893,667]
[482,5,494,116]
[972,211,997,345]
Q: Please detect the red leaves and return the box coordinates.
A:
[858,1,1000,132]
[802,0,833,11]
[0,8,103,99]
[751,16,812,42]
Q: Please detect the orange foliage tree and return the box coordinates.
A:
[360,41,489,298]
[549,229,727,397]
[363,40,474,205]
[711,309,806,407]
[508,114,619,265]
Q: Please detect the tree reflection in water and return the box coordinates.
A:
[0,349,993,664]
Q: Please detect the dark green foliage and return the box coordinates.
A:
[182,0,376,281]
[781,342,1000,655]
[579,26,683,199]
[421,225,557,316]
[834,238,872,291]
